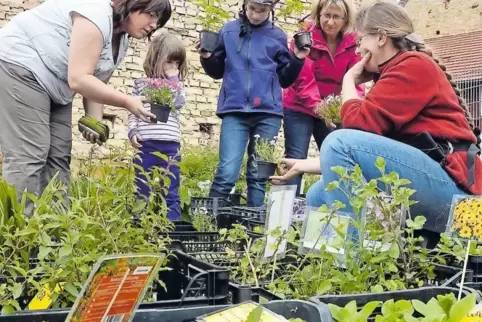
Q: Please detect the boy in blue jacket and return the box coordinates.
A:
[197,0,309,207]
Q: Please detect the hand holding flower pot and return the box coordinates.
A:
[190,0,230,53]
[142,79,177,123]
[253,135,284,179]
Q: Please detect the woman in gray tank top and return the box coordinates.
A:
[0,0,172,216]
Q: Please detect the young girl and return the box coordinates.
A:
[197,0,310,207]
[128,32,187,221]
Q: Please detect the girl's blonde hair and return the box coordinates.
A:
[143,32,188,80]
[310,0,353,35]
[355,1,474,129]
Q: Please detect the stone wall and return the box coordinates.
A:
[403,0,482,38]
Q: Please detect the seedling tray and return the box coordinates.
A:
[0,300,333,322]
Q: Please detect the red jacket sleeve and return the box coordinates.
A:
[340,56,439,135]
[287,39,321,110]
[347,54,365,98]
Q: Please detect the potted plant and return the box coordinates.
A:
[142,79,177,123]
[293,17,312,50]
[190,0,230,52]
[315,94,343,129]
[253,135,284,179]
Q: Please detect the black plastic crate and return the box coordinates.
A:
[167,231,263,254]
[190,251,298,302]
[190,197,233,216]
[167,231,230,253]
[154,250,230,307]
[217,205,267,229]
[0,300,333,322]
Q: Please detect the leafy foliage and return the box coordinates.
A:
[315,94,343,124]
[329,293,477,321]
[189,0,230,31]
[0,145,174,312]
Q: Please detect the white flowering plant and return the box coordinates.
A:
[253,135,284,164]
[315,94,342,125]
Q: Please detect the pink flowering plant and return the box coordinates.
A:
[142,79,180,111]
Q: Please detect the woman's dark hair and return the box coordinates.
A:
[113,0,172,38]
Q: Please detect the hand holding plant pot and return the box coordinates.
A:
[294,21,312,51]
[253,135,284,179]
[142,79,177,123]
[190,0,230,53]
[315,94,343,129]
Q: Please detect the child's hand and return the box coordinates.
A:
[130,134,142,149]
[195,40,212,58]
[294,46,310,60]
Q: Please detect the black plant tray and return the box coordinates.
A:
[217,205,267,230]
[190,197,233,216]
[437,253,482,281]
[0,299,333,322]
[311,286,481,318]
[154,250,230,307]
[167,231,263,254]
[190,251,299,301]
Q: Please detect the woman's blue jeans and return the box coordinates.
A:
[306,129,467,233]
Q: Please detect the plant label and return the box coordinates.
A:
[65,254,163,322]
[263,185,296,260]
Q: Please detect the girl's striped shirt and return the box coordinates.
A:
[127,76,186,143]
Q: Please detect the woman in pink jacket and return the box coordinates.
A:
[282,0,363,195]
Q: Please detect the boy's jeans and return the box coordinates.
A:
[209,113,282,207]
[134,140,181,221]
[283,109,332,195]
[306,129,467,233]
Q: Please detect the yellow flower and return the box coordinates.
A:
[452,197,482,241]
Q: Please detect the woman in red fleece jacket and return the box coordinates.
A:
[272,1,481,236]
[281,0,363,195]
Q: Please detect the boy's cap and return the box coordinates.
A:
[248,0,280,5]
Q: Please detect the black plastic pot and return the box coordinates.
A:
[200,30,220,53]
[150,103,170,123]
[256,160,277,179]
[294,31,312,49]
[229,283,282,304]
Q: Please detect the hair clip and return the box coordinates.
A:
[405,32,424,45]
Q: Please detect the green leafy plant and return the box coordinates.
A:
[191,208,217,232]
[189,0,230,31]
[0,145,175,312]
[178,145,248,215]
[315,94,342,125]
[328,293,477,321]
[254,135,284,164]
